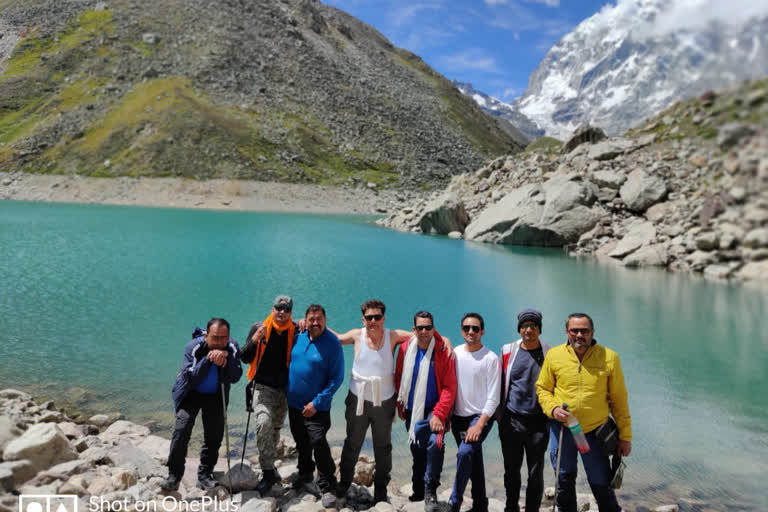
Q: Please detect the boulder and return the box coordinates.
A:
[744,228,768,248]
[135,435,170,464]
[703,264,733,279]
[417,191,470,235]
[695,231,719,251]
[609,221,657,258]
[587,138,636,161]
[717,122,756,150]
[736,261,768,281]
[717,223,745,250]
[686,250,718,271]
[563,125,606,153]
[644,202,669,223]
[277,435,298,459]
[0,467,13,493]
[0,389,32,401]
[622,244,669,267]
[591,170,626,189]
[3,423,77,473]
[0,460,36,487]
[0,415,22,452]
[353,458,375,487]
[465,174,603,247]
[447,231,462,239]
[225,463,259,493]
[620,170,668,213]
[239,495,278,512]
[108,441,165,479]
[98,420,149,444]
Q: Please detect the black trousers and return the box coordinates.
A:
[288,407,337,492]
[167,391,225,479]
[498,409,549,512]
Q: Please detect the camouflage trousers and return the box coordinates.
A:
[251,383,288,471]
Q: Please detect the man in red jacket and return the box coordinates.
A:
[395,311,457,512]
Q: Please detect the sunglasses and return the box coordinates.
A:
[462,325,481,333]
[414,325,433,331]
[274,304,292,313]
[364,314,383,321]
[568,328,591,335]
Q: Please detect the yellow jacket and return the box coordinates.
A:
[536,342,632,441]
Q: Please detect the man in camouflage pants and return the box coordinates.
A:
[241,295,297,494]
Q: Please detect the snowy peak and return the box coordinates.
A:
[516,0,768,138]
[452,80,543,140]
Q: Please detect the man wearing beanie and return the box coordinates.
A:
[497,309,551,512]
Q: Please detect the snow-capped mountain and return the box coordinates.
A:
[452,80,543,140]
[515,0,768,138]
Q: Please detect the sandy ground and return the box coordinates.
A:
[0,173,411,214]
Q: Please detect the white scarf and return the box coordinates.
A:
[397,335,435,444]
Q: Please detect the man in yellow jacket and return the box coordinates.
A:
[536,313,631,512]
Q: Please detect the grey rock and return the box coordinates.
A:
[135,435,170,464]
[653,506,679,512]
[622,244,668,267]
[609,221,657,258]
[56,422,89,440]
[718,223,745,250]
[109,441,165,479]
[695,231,719,251]
[418,191,470,235]
[597,187,618,202]
[3,423,77,473]
[717,122,756,150]
[99,420,150,444]
[0,467,13,493]
[0,460,36,487]
[239,495,278,512]
[703,264,733,279]
[0,389,32,400]
[0,415,22,452]
[743,228,768,248]
[142,33,161,45]
[46,459,92,477]
[225,463,259,493]
[447,231,462,239]
[563,125,606,153]
[736,260,768,280]
[79,446,111,464]
[591,170,626,189]
[644,202,669,223]
[587,138,636,161]
[686,250,718,271]
[728,186,747,203]
[620,170,668,213]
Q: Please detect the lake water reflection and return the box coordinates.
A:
[1,200,766,510]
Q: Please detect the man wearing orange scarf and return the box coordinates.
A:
[241,295,296,494]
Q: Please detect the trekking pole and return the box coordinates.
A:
[219,367,233,495]
[241,380,254,467]
[552,403,568,512]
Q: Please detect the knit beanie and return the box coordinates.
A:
[517,308,543,332]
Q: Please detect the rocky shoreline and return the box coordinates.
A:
[0,174,414,215]
[0,388,691,512]
[378,82,768,285]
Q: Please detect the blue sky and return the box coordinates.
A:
[323,0,613,101]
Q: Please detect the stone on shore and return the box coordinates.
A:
[3,423,77,473]
[620,170,668,213]
[418,191,470,235]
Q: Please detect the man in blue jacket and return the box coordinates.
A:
[287,304,344,508]
[161,318,243,492]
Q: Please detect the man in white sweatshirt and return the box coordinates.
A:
[449,313,501,512]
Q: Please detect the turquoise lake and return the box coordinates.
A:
[1,199,766,510]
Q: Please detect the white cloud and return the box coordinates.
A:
[524,0,560,6]
[502,87,523,98]
[484,0,508,5]
[435,49,502,73]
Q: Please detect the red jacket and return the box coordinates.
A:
[394,332,457,422]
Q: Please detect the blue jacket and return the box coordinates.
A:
[287,329,344,411]
[171,336,243,411]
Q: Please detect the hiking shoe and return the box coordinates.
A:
[160,474,181,492]
[291,472,314,490]
[256,469,279,494]
[424,488,438,512]
[321,492,337,508]
[197,474,218,491]
[374,485,388,504]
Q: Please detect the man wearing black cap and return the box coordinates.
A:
[241,295,297,494]
[497,309,551,512]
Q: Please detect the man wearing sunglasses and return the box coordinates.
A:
[332,299,417,505]
[536,313,632,512]
[240,295,297,494]
[394,311,456,512]
[449,313,501,512]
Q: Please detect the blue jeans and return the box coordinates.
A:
[450,414,493,510]
[549,420,620,512]
[406,409,445,493]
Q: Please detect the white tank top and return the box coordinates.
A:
[349,328,395,401]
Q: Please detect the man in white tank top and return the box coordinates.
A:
[331,299,413,505]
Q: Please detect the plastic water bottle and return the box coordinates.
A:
[564,405,590,453]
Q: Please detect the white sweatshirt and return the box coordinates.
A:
[453,344,501,417]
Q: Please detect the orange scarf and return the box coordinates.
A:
[247,313,295,381]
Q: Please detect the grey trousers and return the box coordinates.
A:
[338,390,396,489]
[251,383,288,471]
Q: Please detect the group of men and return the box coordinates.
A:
[162,296,632,512]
